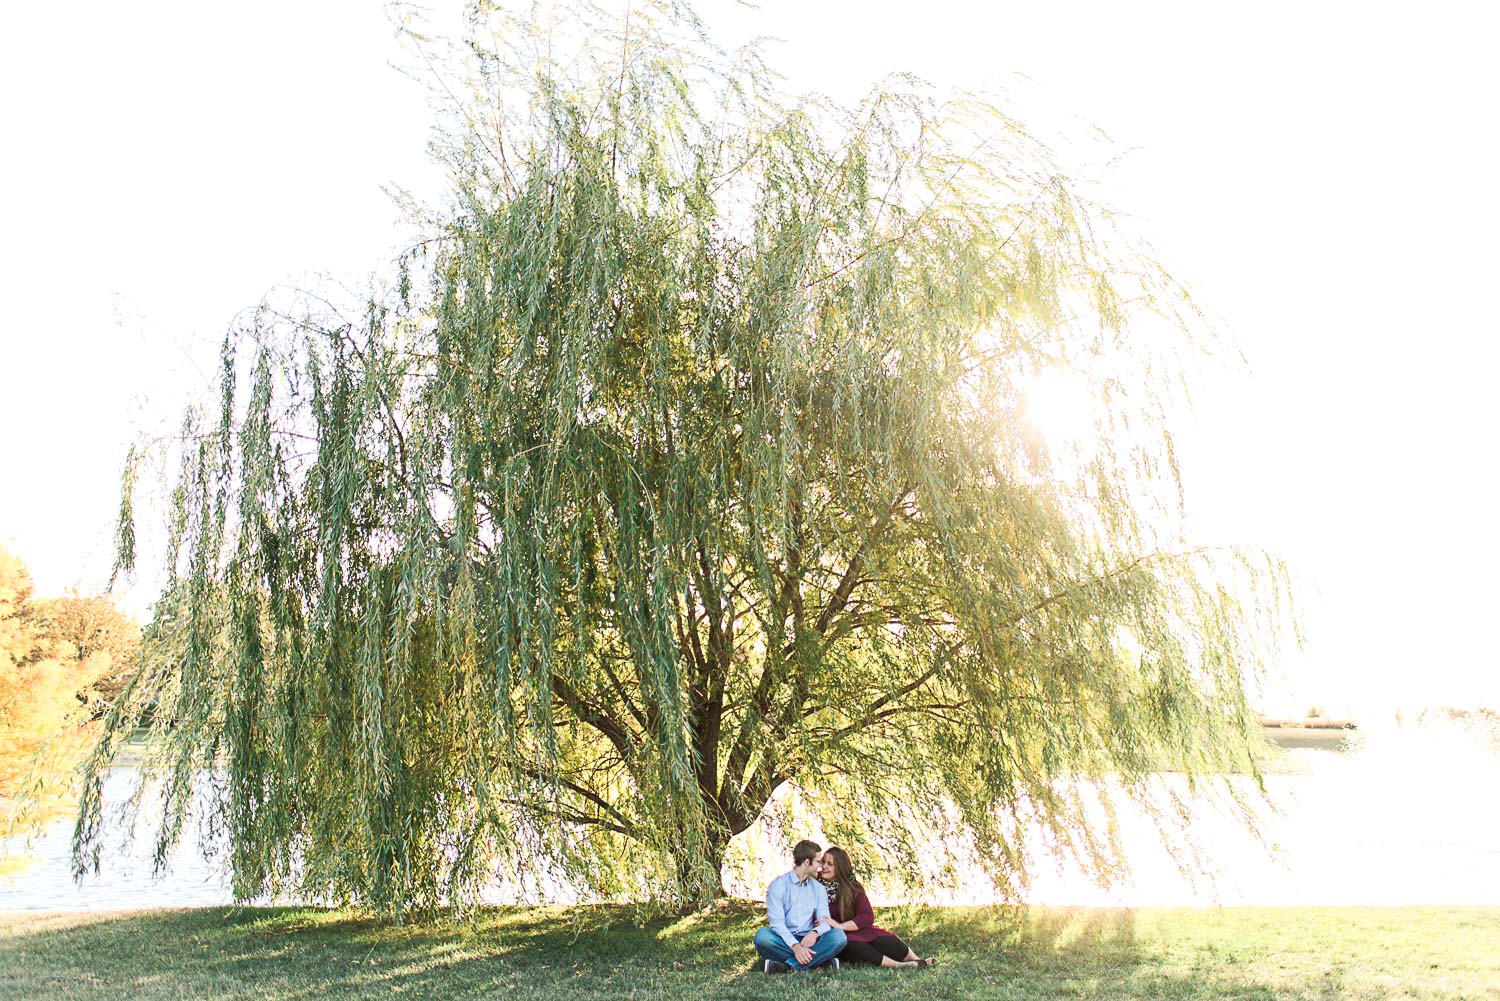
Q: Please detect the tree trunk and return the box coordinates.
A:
[677,829,733,910]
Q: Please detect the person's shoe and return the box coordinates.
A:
[821,958,841,973]
[764,960,790,974]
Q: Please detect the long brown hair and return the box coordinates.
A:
[821,846,864,922]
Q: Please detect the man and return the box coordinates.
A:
[753,840,847,973]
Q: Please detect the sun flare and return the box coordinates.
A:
[1022,369,1095,452]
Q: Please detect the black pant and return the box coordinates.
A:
[838,934,910,966]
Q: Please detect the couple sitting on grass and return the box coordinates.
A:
[753,839,937,973]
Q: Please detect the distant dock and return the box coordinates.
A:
[1261,718,1358,750]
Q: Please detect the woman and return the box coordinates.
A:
[817,846,936,969]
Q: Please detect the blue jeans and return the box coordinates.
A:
[753,926,847,970]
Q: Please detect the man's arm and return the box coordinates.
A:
[766,877,798,948]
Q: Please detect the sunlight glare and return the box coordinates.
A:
[1022,368,1095,455]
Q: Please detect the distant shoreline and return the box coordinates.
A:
[1259,718,1357,730]
[1262,723,1355,751]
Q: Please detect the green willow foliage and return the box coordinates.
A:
[76,0,1291,914]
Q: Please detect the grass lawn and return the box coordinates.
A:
[2,901,1496,999]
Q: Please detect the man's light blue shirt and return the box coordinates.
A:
[766,868,832,948]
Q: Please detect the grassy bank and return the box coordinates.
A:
[2,902,1496,999]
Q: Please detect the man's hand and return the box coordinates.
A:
[791,942,814,966]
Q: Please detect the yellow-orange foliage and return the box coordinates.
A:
[0,545,109,836]
[37,592,140,711]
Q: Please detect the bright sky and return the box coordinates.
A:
[2,1,1496,719]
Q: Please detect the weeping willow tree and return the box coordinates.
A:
[76,0,1292,914]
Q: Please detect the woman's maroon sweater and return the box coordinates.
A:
[836,888,893,943]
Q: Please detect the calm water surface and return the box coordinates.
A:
[3,768,242,911]
[5,720,1498,911]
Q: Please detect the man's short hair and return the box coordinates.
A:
[792,839,822,864]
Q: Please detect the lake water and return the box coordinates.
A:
[5,717,1499,911]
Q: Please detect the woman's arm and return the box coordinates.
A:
[828,888,860,930]
[853,891,876,930]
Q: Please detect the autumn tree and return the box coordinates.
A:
[78,0,1291,913]
[37,594,140,713]
[1,546,109,837]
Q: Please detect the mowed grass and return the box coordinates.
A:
[2,901,1496,1000]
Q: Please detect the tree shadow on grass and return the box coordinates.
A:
[0,903,1416,1000]
[5,903,771,1001]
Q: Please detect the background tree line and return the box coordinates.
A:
[1,544,138,843]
